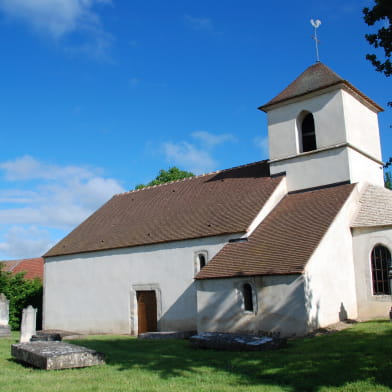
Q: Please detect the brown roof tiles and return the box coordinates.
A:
[45,161,283,257]
[259,62,382,112]
[0,257,43,280]
[196,183,356,279]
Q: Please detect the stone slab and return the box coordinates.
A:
[11,341,105,370]
[31,332,62,342]
[138,330,196,340]
[0,325,11,337]
[190,332,287,351]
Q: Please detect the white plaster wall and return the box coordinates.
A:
[352,227,392,319]
[266,87,383,192]
[44,234,238,334]
[267,90,346,160]
[342,90,382,160]
[348,148,384,187]
[245,177,287,236]
[304,185,362,327]
[196,275,308,337]
[270,147,350,192]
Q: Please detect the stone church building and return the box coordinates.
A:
[43,62,392,337]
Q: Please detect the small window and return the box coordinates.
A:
[301,112,317,152]
[371,245,391,295]
[194,251,208,274]
[243,283,254,312]
[198,254,206,269]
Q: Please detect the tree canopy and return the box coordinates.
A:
[0,264,43,330]
[363,0,392,176]
[363,0,392,78]
[135,167,195,190]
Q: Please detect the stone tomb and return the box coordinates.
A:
[11,341,105,370]
[190,332,286,351]
[0,293,11,337]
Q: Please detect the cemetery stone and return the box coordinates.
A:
[20,305,37,343]
[0,293,11,337]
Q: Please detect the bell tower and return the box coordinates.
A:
[259,63,384,192]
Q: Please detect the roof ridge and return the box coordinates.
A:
[115,160,269,197]
[259,62,382,112]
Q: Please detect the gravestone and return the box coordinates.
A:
[20,305,37,343]
[0,293,11,337]
[190,332,286,351]
[11,341,105,370]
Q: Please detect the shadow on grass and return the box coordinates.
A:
[69,321,392,392]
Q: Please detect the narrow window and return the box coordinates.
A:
[195,251,208,274]
[198,254,206,269]
[243,283,254,312]
[301,113,317,152]
[371,245,391,295]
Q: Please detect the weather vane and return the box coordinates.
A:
[310,19,322,62]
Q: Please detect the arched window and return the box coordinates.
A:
[194,251,208,274]
[300,112,317,152]
[242,283,254,312]
[198,253,206,269]
[371,245,391,295]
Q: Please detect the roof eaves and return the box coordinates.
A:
[259,80,383,113]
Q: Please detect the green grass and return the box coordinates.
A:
[0,320,391,392]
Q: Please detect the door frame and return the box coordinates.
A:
[130,284,162,335]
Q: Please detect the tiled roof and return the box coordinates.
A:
[352,184,392,227]
[259,62,382,112]
[45,161,284,257]
[0,257,44,280]
[196,183,356,279]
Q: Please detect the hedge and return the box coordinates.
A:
[0,265,43,330]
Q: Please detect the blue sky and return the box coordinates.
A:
[0,0,390,260]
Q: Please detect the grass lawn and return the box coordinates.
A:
[0,320,391,392]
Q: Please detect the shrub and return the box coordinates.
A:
[0,265,43,330]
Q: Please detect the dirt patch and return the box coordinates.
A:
[304,319,357,338]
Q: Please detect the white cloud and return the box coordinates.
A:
[0,155,125,230]
[0,226,53,259]
[192,131,236,148]
[184,14,221,33]
[163,142,216,175]
[1,155,94,181]
[129,77,140,87]
[162,131,236,174]
[0,0,113,59]
[184,14,213,31]
[253,136,269,157]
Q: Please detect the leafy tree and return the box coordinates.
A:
[363,0,392,78]
[363,1,392,168]
[0,264,43,330]
[135,167,194,190]
[385,171,392,189]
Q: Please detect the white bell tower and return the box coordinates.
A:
[259,63,384,192]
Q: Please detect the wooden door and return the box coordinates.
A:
[137,291,157,334]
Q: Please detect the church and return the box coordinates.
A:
[43,62,392,337]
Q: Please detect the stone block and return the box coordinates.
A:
[138,330,196,340]
[20,306,37,343]
[11,341,105,370]
[0,293,10,337]
[31,332,62,342]
[190,332,287,351]
[0,325,11,337]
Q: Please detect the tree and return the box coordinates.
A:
[363,1,392,78]
[0,264,43,330]
[135,167,195,190]
[363,1,392,172]
[385,172,392,189]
